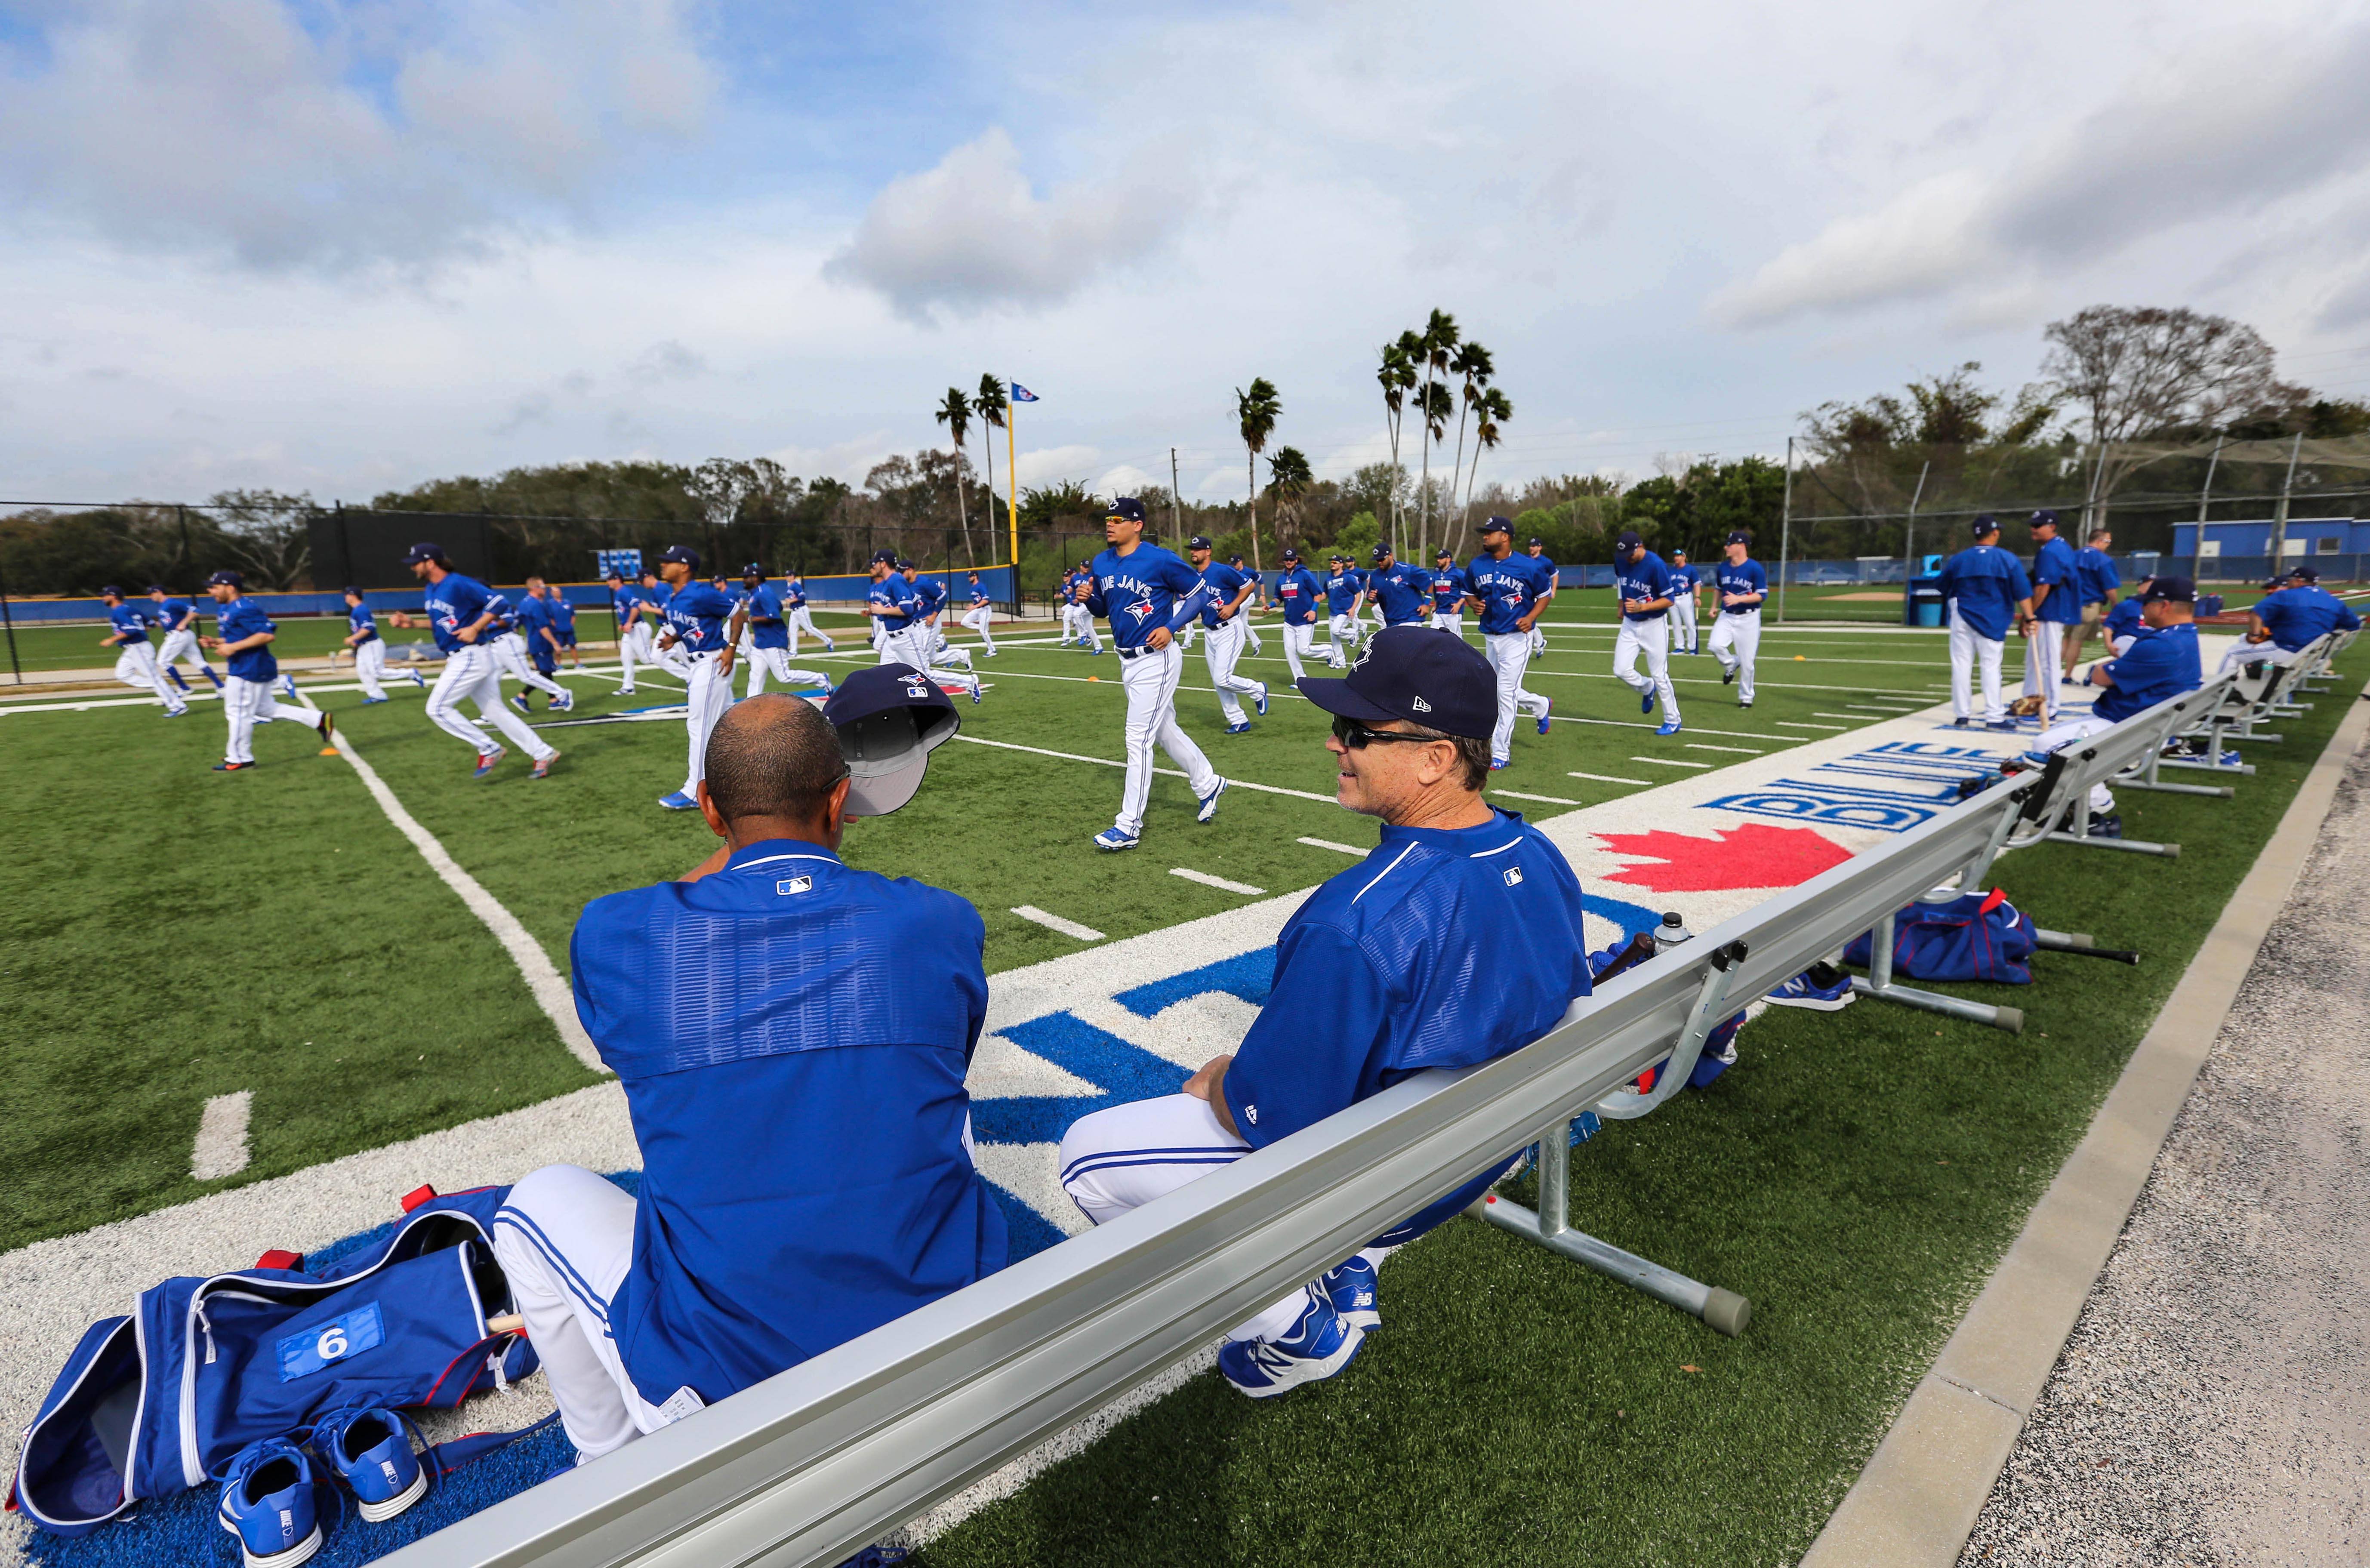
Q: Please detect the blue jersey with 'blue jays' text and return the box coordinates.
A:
[569,838,1006,1413]
[2075,546,2120,604]
[1222,810,1593,1238]
[1197,561,1249,628]
[1085,543,1209,649]
[743,583,788,649]
[1716,560,1767,613]
[108,603,151,645]
[1466,552,1553,636]
[2031,536,2081,623]
[1615,551,1674,622]
[1667,564,1698,597]
[2256,585,2362,652]
[1367,561,1432,625]
[2093,624,2200,724]
[420,573,494,655]
[664,582,734,653]
[1274,567,1322,625]
[348,602,378,644]
[869,575,919,633]
[1429,565,1470,612]
[1938,545,2033,642]
[214,597,279,681]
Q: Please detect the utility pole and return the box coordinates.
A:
[2194,435,2223,578]
[1777,436,1794,624]
[1170,447,1183,548]
[2267,431,2303,571]
[1902,459,1931,582]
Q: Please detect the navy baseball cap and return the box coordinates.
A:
[604,568,624,580]
[1615,530,1644,551]
[2289,564,2320,583]
[146,583,166,593]
[1726,531,1751,545]
[1281,547,1301,561]
[661,544,700,567]
[342,585,364,598]
[896,558,916,570]
[1108,497,1148,524]
[206,569,243,588]
[1527,536,1544,548]
[2141,576,2194,604]
[1435,548,1453,559]
[2028,509,2059,529]
[823,664,959,818]
[1972,514,2000,536]
[1228,554,1245,566]
[1371,543,1392,560]
[1297,625,1495,741]
[100,584,122,598]
[1188,535,1212,550]
[401,542,443,565]
[1479,515,1511,535]
[742,561,765,577]
[870,548,899,565]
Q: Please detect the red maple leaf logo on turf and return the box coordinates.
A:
[1592,823,1853,893]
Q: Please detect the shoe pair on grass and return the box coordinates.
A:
[217,1407,426,1568]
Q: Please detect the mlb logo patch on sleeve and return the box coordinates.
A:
[278,1302,385,1381]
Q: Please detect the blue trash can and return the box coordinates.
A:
[1907,576,1943,627]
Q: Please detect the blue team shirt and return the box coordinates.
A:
[108,603,151,646]
[2031,536,2081,623]
[1221,810,1593,1236]
[869,575,919,633]
[913,578,947,617]
[785,579,807,609]
[1615,551,1674,622]
[157,597,195,633]
[1322,569,1363,617]
[347,601,378,644]
[2075,547,2120,605]
[1466,552,1554,636]
[663,582,734,652]
[642,582,674,615]
[420,573,495,655]
[2256,585,2361,650]
[1197,561,1249,628]
[1528,554,1559,593]
[1084,543,1209,649]
[1715,559,1768,614]
[2104,598,2145,643]
[518,595,556,637]
[549,594,576,635]
[2093,624,2201,724]
[214,597,279,681]
[569,838,1006,1411]
[1274,567,1322,626]
[1667,565,1698,597]
[1367,561,1432,625]
[1938,545,2033,641]
[483,592,521,635]
[1428,565,1470,612]
[743,583,789,649]
[610,585,641,624]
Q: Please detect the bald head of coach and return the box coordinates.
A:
[491,669,1006,1468]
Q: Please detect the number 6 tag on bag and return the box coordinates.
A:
[277,1303,386,1381]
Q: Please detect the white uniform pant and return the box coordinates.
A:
[679,653,732,795]
[617,622,651,690]
[2219,640,2301,675]
[742,646,831,697]
[1280,621,1318,680]
[1529,597,1554,656]
[1327,613,1361,665]
[1613,615,1680,722]
[495,632,568,701]
[1058,1095,1319,1344]
[157,627,212,680]
[884,628,980,695]
[1201,619,1263,725]
[961,604,996,653]
[114,641,188,712]
[1428,611,1464,640]
[1115,643,1219,837]
[871,616,889,654]
[1708,608,1761,704]
[222,675,318,763]
[353,638,388,700]
[2022,620,2069,715]
[1670,597,1698,653]
[1241,615,1263,654]
[1947,610,2006,723]
[425,644,555,762]
[1484,632,1551,762]
[2032,717,2118,814]
[786,605,831,653]
[490,1165,672,1463]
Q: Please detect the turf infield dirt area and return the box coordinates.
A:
[1,613,2361,1567]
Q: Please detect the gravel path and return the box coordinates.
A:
[1960,736,2370,1567]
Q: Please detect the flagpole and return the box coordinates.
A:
[1006,387,1020,571]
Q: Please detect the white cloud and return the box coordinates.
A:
[825,128,1191,320]
[624,340,708,383]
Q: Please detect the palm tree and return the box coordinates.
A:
[1464,388,1511,518]
[1267,445,1313,548]
[1236,377,1281,575]
[974,373,1008,555]
[1378,333,1420,552]
[1412,380,1452,539]
[1415,309,1459,561]
[934,387,975,566]
[1447,341,1493,536]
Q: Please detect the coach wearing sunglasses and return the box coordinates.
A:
[1056,626,1593,1399]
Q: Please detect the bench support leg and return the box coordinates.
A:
[1852,912,2026,1033]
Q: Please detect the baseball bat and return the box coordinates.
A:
[487,1312,525,1335]
[2032,928,2140,964]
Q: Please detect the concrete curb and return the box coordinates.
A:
[1799,680,2370,1568]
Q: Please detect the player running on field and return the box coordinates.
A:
[1707,531,1768,709]
[199,570,334,769]
[397,544,558,780]
[1084,498,1226,849]
[1525,536,1558,656]
[1667,549,1701,654]
[1272,547,1323,679]
[1188,534,1268,733]
[1228,555,1266,655]
[652,545,737,810]
[729,564,834,699]
[783,573,835,654]
[1365,542,1431,631]
[960,570,998,655]
[1464,516,1553,769]
[897,560,983,694]
[99,586,188,717]
[515,579,576,711]
[1427,549,1470,638]
[1612,530,1681,736]
[548,583,581,668]
[341,586,390,703]
[1322,554,1366,667]
[605,570,646,695]
[146,584,221,692]
[488,585,573,714]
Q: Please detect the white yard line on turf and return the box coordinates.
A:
[190,1091,253,1180]
[328,730,607,1075]
[948,733,1335,804]
[1688,743,1764,754]
[1296,836,1368,856]
[1010,906,1106,942]
[1549,714,1782,742]
[1632,756,1712,770]
[1571,769,1652,785]
[1170,867,1266,896]
[1776,721,1848,731]
[1493,789,1582,806]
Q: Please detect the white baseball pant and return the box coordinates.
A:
[2022,619,2069,717]
[1327,613,1361,666]
[113,641,188,713]
[787,605,832,653]
[1242,616,1264,654]
[1613,615,1680,722]
[353,638,388,700]
[1946,609,2006,723]
[425,644,555,762]
[1427,610,1464,639]
[2031,716,2117,813]
[961,603,997,653]
[157,627,215,684]
[1484,632,1551,762]
[1202,618,1263,725]
[677,651,731,797]
[1670,597,1698,653]
[1280,621,1318,680]
[616,622,649,691]
[2219,639,2299,674]
[1529,594,1554,656]
[743,646,832,696]
[884,628,980,696]
[493,632,568,703]
[1708,608,1761,705]
[221,675,321,764]
[1115,642,1219,838]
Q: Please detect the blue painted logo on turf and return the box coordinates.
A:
[1704,740,2012,833]
[277,1303,384,1381]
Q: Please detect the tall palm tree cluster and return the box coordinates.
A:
[1378,310,1511,560]
[927,375,1017,565]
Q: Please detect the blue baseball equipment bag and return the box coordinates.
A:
[12,1185,540,1538]
[1589,935,1747,1091]
[1843,888,2036,985]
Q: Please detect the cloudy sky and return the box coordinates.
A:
[5,0,2370,509]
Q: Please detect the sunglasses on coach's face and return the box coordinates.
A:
[1330,714,1442,749]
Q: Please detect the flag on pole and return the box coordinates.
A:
[1011,383,1040,402]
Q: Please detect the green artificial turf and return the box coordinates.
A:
[902,643,2366,1568]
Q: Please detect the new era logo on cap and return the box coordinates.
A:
[1411,695,1431,713]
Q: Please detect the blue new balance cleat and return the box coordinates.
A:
[1321,1256,1380,1331]
[508,693,532,715]
[216,1437,325,1568]
[550,690,575,712]
[278,673,299,701]
[164,706,189,718]
[1217,1294,1364,1399]
[1093,827,1140,851]
[313,1405,426,1523]
[361,696,389,705]
[657,790,698,810]
[1536,710,1551,736]
[1226,721,1252,734]
[405,667,425,688]
[473,746,507,779]
[1489,757,1510,770]
[1196,777,1228,822]
[1641,689,1657,716]
[1254,683,1269,717]
[1655,719,1681,736]
[1765,961,1855,1012]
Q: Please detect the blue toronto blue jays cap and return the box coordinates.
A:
[1528,536,1544,548]
[822,664,959,818]
[1479,515,1511,535]
[1188,535,1212,550]
[206,569,243,588]
[1726,530,1751,545]
[870,548,899,565]
[742,561,765,576]
[1108,497,1148,524]
[2028,508,2059,529]
[401,542,443,565]
[1281,547,1301,561]
[1435,547,1453,558]
[1371,543,1391,560]
[1972,514,2000,536]
[661,544,700,567]
[2141,576,2194,603]
[1295,625,1496,741]
[1615,529,1643,551]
